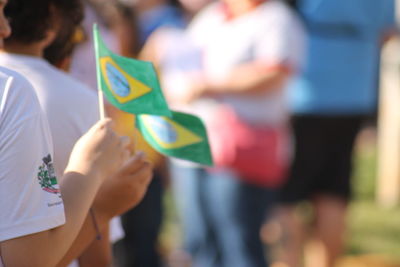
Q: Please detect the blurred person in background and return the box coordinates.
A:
[276,1,398,267]
[143,0,305,266]
[44,2,130,266]
[109,1,187,266]
[65,1,173,266]
[62,1,154,266]
[52,1,138,265]
[139,1,214,266]
[129,0,186,47]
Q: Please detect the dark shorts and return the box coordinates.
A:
[279,115,364,203]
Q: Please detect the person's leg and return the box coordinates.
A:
[273,205,307,267]
[171,164,220,267]
[304,116,362,267]
[205,168,274,267]
[304,195,347,267]
[276,116,329,267]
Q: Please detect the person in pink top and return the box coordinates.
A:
[147,0,305,266]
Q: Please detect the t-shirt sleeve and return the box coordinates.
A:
[0,75,65,242]
[254,9,306,72]
[187,3,221,46]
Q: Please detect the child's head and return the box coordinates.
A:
[44,26,85,70]
[0,0,11,48]
[5,0,83,45]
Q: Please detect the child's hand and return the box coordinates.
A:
[65,118,130,181]
[93,151,153,219]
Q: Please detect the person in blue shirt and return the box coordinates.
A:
[134,0,187,48]
[278,1,397,267]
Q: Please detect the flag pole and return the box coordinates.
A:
[98,90,106,119]
[93,23,106,119]
[90,23,106,240]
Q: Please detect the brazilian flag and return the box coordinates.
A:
[93,24,171,116]
[136,111,213,166]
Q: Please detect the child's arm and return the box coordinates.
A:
[0,119,129,267]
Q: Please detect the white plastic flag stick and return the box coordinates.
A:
[93,23,106,119]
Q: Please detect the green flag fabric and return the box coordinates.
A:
[136,111,214,166]
[93,24,171,116]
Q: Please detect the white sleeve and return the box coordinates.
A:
[187,3,221,46]
[255,8,306,71]
[0,75,65,242]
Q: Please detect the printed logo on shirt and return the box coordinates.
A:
[37,154,61,198]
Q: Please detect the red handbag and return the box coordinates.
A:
[207,105,289,188]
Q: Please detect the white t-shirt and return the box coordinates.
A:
[0,53,99,179]
[0,54,124,265]
[188,0,306,125]
[0,67,65,267]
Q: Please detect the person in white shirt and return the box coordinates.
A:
[0,64,130,267]
[148,0,305,266]
[40,11,124,267]
[0,0,153,266]
[0,66,66,251]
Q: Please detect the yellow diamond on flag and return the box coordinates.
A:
[141,115,203,149]
[100,57,151,103]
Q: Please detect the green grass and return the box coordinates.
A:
[351,139,377,201]
[346,132,400,262]
[347,201,400,259]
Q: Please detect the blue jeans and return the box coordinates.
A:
[171,165,276,267]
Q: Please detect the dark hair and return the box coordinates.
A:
[5,0,83,44]
[43,26,83,66]
[283,0,299,9]
[168,0,182,8]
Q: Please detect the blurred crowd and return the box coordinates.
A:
[0,0,397,267]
